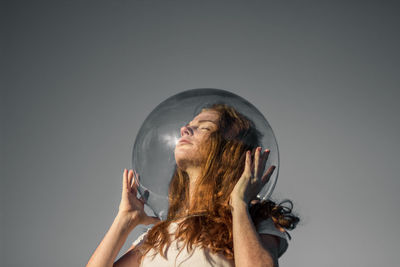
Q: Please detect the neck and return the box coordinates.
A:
[185,167,202,209]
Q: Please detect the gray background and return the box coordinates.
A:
[2,1,399,266]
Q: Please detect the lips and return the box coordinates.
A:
[178,138,192,144]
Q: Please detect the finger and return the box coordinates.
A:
[128,169,135,190]
[144,216,161,225]
[250,199,260,205]
[133,170,141,195]
[128,169,134,186]
[258,149,270,178]
[264,148,271,162]
[126,169,132,193]
[138,197,145,205]
[254,147,261,179]
[129,170,138,196]
[244,150,252,176]
[132,170,138,186]
[261,165,276,185]
[123,168,128,192]
[134,169,141,183]
[250,149,256,176]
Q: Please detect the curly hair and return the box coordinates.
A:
[140,103,300,261]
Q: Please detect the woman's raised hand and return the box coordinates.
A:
[118,169,160,227]
[230,147,276,207]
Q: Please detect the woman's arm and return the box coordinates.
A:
[231,200,278,267]
[86,169,159,267]
[230,148,279,267]
[86,212,139,267]
[113,234,145,267]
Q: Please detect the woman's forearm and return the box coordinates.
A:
[86,212,138,267]
[231,200,274,267]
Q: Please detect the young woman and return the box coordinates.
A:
[87,104,299,267]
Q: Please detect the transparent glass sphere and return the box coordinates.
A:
[132,88,279,220]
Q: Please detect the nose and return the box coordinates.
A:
[180,125,193,136]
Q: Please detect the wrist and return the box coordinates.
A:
[229,197,248,212]
[116,211,139,231]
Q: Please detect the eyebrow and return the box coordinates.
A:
[186,120,218,127]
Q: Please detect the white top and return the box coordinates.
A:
[132,218,288,267]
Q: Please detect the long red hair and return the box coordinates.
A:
[140,103,299,260]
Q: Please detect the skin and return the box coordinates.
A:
[86,110,279,267]
[230,147,279,267]
[174,110,220,201]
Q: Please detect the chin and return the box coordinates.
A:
[174,158,189,171]
[174,150,188,170]
[174,152,202,171]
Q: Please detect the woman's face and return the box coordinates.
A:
[174,110,220,171]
